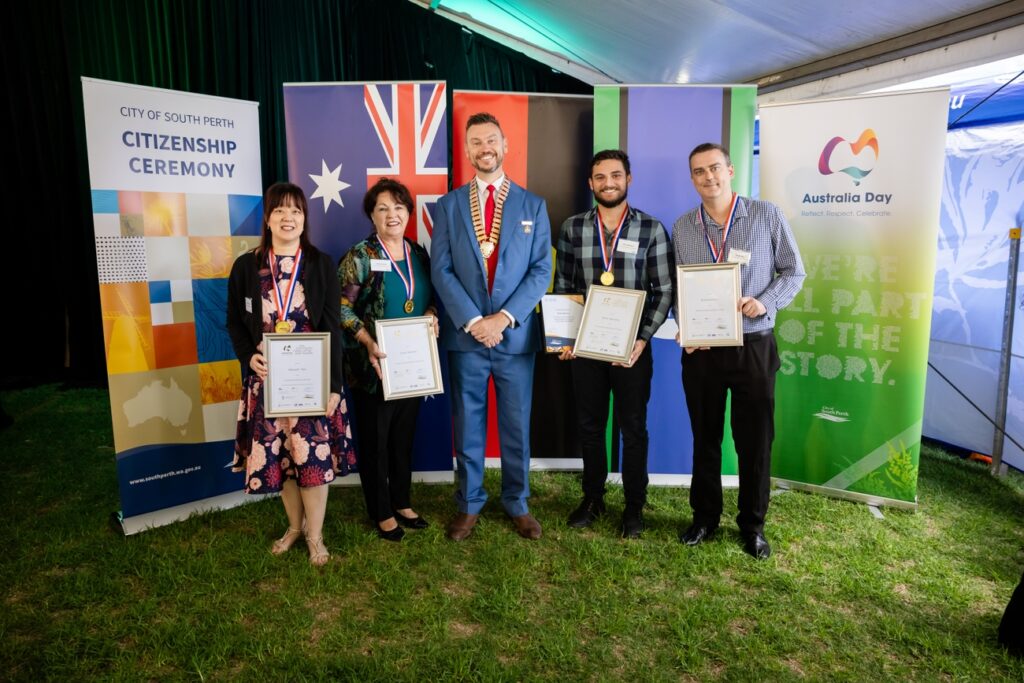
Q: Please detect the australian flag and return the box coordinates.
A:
[283,81,449,263]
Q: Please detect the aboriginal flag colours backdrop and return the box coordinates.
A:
[453,91,593,465]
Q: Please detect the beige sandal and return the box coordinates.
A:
[306,536,330,566]
[271,527,303,556]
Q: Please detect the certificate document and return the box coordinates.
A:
[263,332,330,417]
[676,263,743,347]
[541,294,584,352]
[375,316,444,401]
[573,285,645,364]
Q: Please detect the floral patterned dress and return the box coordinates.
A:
[232,254,357,492]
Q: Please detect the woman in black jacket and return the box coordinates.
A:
[227,182,356,566]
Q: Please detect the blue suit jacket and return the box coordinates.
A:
[431,180,552,354]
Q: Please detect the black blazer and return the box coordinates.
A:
[226,246,343,394]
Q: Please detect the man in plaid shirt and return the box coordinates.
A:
[674,143,805,560]
[554,149,673,539]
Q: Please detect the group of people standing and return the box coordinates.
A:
[226,111,804,566]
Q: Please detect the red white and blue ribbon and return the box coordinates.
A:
[376,237,414,303]
[268,247,303,324]
[595,204,629,273]
[697,193,738,263]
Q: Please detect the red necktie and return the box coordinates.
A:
[484,184,495,236]
[484,184,498,292]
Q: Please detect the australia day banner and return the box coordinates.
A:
[283,81,453,482]
[760,88,949,507]
[452,90,593,469]
[82,78,263,534]
[594,84,756,485]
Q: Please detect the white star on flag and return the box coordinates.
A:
[308,159,351,213]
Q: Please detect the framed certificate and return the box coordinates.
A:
[375,316,444,401]
[676,263,743,347]
[573,285,645,364]
[541,293,584,353]
[263,332,330,417]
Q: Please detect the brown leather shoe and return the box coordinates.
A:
[446,513,479,541]
[511,513,542,540]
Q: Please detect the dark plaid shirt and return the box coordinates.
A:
[554,206,673,343]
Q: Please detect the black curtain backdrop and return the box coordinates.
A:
[4,0,588,386]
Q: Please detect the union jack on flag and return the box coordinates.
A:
[364,82,448,249]
[283,81,449,263]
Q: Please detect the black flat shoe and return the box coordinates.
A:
[742,532,771,559]
[377,524,405,542]
[679,523,717,546]
[394,512,430,530]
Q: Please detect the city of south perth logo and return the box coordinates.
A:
[802,129,893,214]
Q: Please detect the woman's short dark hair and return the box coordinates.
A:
[363,178,414,220]
[258,182,312,257]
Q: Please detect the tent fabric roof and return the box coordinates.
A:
[414,1,1024,88]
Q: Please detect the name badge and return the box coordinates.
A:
[245,297,253,313]
[521,220,533,234]
[617,239,639,255]
[370,259,392,272]
[727,248,751,266]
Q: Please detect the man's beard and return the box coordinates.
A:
[594,187,627,209]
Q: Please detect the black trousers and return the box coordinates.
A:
[351,387,421,523]
[999,567,1024,656]
[681,333,779,535]
[571,347,653,510]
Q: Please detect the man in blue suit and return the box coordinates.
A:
[431,112,552,541]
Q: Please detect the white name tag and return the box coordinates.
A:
[370,259,392,272]
[617,239,639,255]
[727,248,751,265]
[245,297,253,313]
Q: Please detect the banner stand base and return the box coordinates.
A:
[771,477,918,511]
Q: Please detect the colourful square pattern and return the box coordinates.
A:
[95,191,248,453]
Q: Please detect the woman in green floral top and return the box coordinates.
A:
[338,178,439,541]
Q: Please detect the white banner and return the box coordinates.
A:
[83,78,261,194]
[82,78,262,533]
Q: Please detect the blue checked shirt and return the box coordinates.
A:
[672,196,805,334]
[554,206,674,343]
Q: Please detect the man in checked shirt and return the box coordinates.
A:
[674,142,805,559]
[554,149,673,539]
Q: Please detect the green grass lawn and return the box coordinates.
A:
[2,384,1023,681]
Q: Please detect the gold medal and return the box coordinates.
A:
[600,271,615,286]
[480,241,495,259]
[275,320,291,333]
[404,299,414,314]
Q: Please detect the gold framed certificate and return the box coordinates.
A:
[676,263,743,347]
[375,316,444,401]
[541,293,584,353]
[573,285,645,364]
[263,332,330,417]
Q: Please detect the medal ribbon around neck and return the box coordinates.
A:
[469,178,510,261]
[697,192,739,263]
[268,247,303,330]
[595,204,629,277]
[376,236,415,312]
